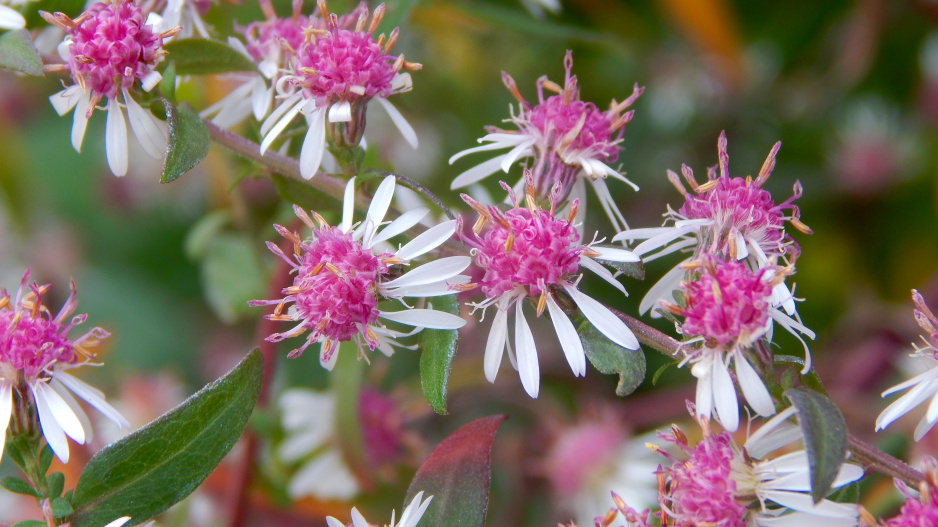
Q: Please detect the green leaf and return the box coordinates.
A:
[160,61,177,104]
[651,361,671,385]
[578,317,646,396]
[405,416,506,527]
[0,30,44,76]
[162,38,256,75]
[333,346,372,491]
[39,445,53,475]
[828,481,860,504]
[200,234,268,323]
[70,350,263,527]
[1,477,37,498]
[160,99,210,183]
[418,295,460,414]
[24,0,85,27]
[12,521,46,527]
[46,471,64,497]
[785,388,848,503]
[50,496,73,519]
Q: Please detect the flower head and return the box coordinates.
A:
[880,458,938,527]
[251,176,469,370]
[44,0,181,176]
[450,50,643,231]
[610,407,863,527]
[325,491,433,527]
[0,271,128,463]
[462,175,639,398]
[877,290,938,440]
[659,256,813,431]
[260,0,420,179]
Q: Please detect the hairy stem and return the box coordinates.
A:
[848,434,924,488]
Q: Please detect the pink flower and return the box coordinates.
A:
[882,458,938,527]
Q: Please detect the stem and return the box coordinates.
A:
[606,303,683,358]
[848,434,924,488]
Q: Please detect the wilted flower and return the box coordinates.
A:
[462,174,639,398]
[0,271,129,463]
[325,491,433,527]
[450,50,643,231]
[43,0,180,177]
[877,289,938,441]
[615,132,812,319]
[251,176,469,370]
[660,256,813,432]
[260,0,420,179]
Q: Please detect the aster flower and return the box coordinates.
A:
[613,406,863,527]
[0,0,25,30]
[876,290,938,441]
[614,131,812,318]
[326,491,433,527]
[659,256,814,432]
[43,0,181,177]
[0,271,129,463]
[874,457,938,527]
[251,175,469,370]
[462,174,640,398]
[260,0,420,179]
[449,50,643,231]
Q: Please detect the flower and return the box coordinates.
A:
[0,271,129,463]
[0,0,25,30]
[614,131,813,319]
[449,50,643,231]
[660,256,813,432]
[251,175,469,370]
[879,457,938,527]
[613,406,863,527]
[260,0,420,179]
[325,491,433,527]
[43,0,181,177]
[462,174,639,398]
[877,289,938,441]
[153,0,214,39]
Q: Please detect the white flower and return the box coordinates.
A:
[326,491,433,527]
[0,0,26,30]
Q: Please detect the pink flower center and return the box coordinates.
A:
[291,227,389,344]
[474,208,581,298]
[68,1,164,99]
[293,28,396,107]
[528,95,618,162]
[245,15,314,65]
[667,432,747,527]
[0,310,76,379]
[886,487,938,527]
[680,259,773,347]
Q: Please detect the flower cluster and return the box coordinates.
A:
[0,271,128,463]
[450,51,643,231]
[44,0,180,177]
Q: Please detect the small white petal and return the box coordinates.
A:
[389,275,470,298]
[288,450,359,500]
[914,414,938,441]
[350,508,370,527]
[484,307,509,383]
[373,207,430,244]
[326,518,345,527]
[50,86,82,116]
[640,263,687,316]
[515,301,539,398]
[328,101,352,122]
[877,377,938,430]
[498,139,535,172]
[712,358,739,432]
[140,70,162,92]
[450,153,511,189]
[105,98,129,176]
[578,256,626,295]
[383,256,470,290]
[53,372,130,429]
[734,230,749,260]
[71,90,92,153]
[260,97,303,153]
[252,77,272,120]
[376,97,417,148]
[0,5,26,29]
[379,308,466,329]
[563,283,639,349]
[448,137,520,164]
[735,353,776,417]
[340,176,357,233]
[762,490,858,519]
[123,88,166,160]
[0,383,12,461]
[48,380,93,443]
[102,517,132,527]
[632,223,703,257]
[590,246,641,262]
[299,108,327,179]
[366,176,396,231]
[396,219,458,261]
[694,360,714,421]
[260,93,301,137]
[546,295,586,377]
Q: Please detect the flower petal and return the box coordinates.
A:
[328,101,352,122]
[123,88,166,160]
[379,308,466,329]
[515,301,540,398]
[484,307,509,383]
[366,175,396,233]
[546,295,586,377]
[299,108,327,179]
[383,256,471,290]
[450,153,510,189]
[53,372,130,428]
[0,383,12,461]
[71,90,92,153]
[105,98,129,177]
[373,207,430,244]
[712,358,739,432]
[341,176,357,233]
[376,97,417,148]
[563,283,639,349]
[735,353,776,417]
[0,4,26,30]
[395,219,458,261]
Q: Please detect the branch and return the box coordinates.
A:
[848,434,925,488]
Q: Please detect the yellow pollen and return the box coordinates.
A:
[503,233,514,253]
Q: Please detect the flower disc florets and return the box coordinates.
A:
[291,226,391,344]
[666,429,747,527]
[245,14,315,65]
[66,0,166,100]
[883,458,938,527]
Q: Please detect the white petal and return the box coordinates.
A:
[140,70,162,92]
[734,230,749,260]
[105,98,129,177]
[736,353,776,417]
[373,207,430,244]
[328,101,352,122]
[0,383,12,461]
[260,93,301,137]
[341,176,357,233]
[498,139,535,172]
[350,508,370,527]
[632,224,703,257]
[712,358,739,432]
[447,137,518,164]
[450,153,511,189]
[252,77,272,121]
[299,108,327,179]
[772,282,797,315]
[563,283,639,349]
[590,246,641,262]
[0,5,26,29]
[612,226,677,243]
[914,415,938,441]
[53,372,130,428]
[398,492,433,527]
[589,178,629,232]
[50,85,82,116]
[383,256,471,290]
[71,90,92,153]
[546,295,586,377]
[695,360,714,421]
[515,301,540,398]
[366,176,396,231]
[484,307,509,383]
[376,97,417,148]
[877,377,938,430]
[326,518,345,527]
[47,379,93,443]
[640,263,687,316]
[578,256,627,295]
[762,490,858,519]
[288,450,359,500]
[379,308,466,329]
[102,517,132,527]
[390,275,470,298]
[123,88,166,160]
[395,219,458,261]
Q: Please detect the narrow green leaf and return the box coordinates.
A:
[418,295,460,414]
[160,61,177,104]
[50,496,73,519]
[162,38,256,75]
[70,350,263,527]
[785,388,849,503]
[651,361,671,385]
[12,521,46,527]
[405,416,506,527]
[161,99,210,183]
[578,318,646,396]
[0,30,44,76]
[1,477,37,498]
[39,445,53,475]
[46,471,64,498]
